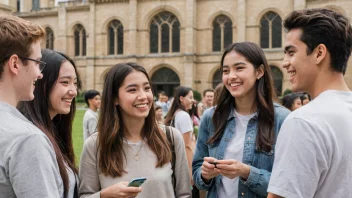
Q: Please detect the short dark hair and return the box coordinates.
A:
[282,93,302,110]
[203,88,214,97]
[84,89,100,107]
[284,8,352,74]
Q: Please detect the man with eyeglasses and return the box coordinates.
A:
[0,15,63,197]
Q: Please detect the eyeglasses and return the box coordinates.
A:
[0,55,47,72]
[18,56,47,72]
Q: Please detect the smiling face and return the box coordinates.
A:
[48,61,78,119]
[17,41,43,101]
[283,28,318,93]
[204,91,214,107]
[115,70,153,121]
[180,90,194,110]
[222,51,263,101]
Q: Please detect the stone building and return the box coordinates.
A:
[1,0,352,97]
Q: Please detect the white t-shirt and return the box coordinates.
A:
[268,90,352,198]
[174,110,194,136]
[218,110,256,198]
[83,109,98,141]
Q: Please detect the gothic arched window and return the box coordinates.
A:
[108,20,123,55]
[151,67,180,97]
[212,69,222,88]
[270,66,283,96]
[150,11,180,53]
[74,24,87,56]
[213,15,233,52]
[260,12,282,49]
[45,27,54,50]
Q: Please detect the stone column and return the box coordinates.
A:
[86,3,96,89]
[183,0,196,88]
[236,0,246,42]
[56,3,67,53]
[294,0,306,10]
[128,0,137,60]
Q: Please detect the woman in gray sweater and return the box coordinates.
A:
[79,63,191,198]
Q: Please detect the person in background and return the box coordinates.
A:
[18,49,81,198]
[189,101,200,139]
[155,91,170,117]
[79,63,191,198]
[281,92,302,111]
[192,42,290,198]
[83,89,101,141]
[197,89,214,118]
[155,105,164,124]
[164,86,196,185]
[0,15,64,197]
[268,8,352,198]
[300,92,311,105]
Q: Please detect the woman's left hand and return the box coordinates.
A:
[214,159,251,180]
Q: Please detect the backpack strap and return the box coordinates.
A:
[165,126,177,195]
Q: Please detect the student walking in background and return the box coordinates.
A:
[0,15,64,197]
[281,92,302,111]
[268,8,352,198]
[192,42,290,198]
[83,89,101,141]
[18,49,81,198]
[79,63,191,198]
[164,86,196,186]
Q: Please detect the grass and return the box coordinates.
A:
[72,109,85,165]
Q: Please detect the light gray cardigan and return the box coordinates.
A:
[79,128,191,198]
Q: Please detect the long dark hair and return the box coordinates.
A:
[208,42,277,152]
[98,62,171,177]
[18,49,81,198]
[164,86,192,126]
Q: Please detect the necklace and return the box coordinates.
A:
[125,139,144,161]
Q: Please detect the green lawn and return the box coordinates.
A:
[73,109,85,165]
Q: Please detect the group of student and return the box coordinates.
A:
[1,7,352,198]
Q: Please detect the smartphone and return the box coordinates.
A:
[127,177,147,187]
[208,161,218,165]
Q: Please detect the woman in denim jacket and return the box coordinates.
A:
[192,42,290,198]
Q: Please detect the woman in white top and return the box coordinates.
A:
[18,49,80,198]
[164,86,195,184]
[79,63,191,198]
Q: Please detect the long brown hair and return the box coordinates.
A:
[208,42,277,152]
[18,49,80,198]
[98,62,171,177]
[164,86,192,126]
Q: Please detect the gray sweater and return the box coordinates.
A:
[0,101,63,198]
[79,128,191,198]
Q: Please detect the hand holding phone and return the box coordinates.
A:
[127,177,147,187]
[208,161,218,168]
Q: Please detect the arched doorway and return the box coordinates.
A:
[151,67,180,98]
[270,66,283,96]
[212,69,222,88]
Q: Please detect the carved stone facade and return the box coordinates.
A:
[1,0,352,96]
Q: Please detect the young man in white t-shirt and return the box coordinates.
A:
[268,9,352,198]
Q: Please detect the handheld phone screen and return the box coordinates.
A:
[127,177,147,187]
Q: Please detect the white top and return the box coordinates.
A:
[218,110,256,198]
[83,109,98,141]
[174,110,193,136]
[268,90,352,198]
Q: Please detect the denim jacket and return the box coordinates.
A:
[192,103,290,198]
